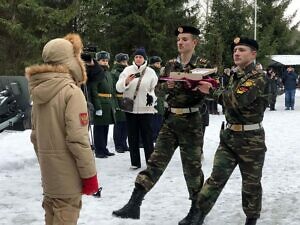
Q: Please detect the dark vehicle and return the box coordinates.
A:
[0,76,31,132]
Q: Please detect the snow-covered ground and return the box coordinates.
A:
[1,91,300,225]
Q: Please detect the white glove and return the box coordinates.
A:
[95,110,103,116]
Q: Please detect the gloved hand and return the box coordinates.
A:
[146,93,153,106]
[82,175,99,195]
[95,110,102,116]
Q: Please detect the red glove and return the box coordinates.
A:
[82,175,99,195]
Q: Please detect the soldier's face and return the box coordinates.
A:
[177,33,197,54]
[233,45,256,68]
[98,59,109,66]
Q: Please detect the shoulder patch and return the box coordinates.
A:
[236,86,249,94]
[79,113,89,126]
[242,79,255,87]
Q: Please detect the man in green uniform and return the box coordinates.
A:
[91,51,116,158]
[111,53,129,153]
[112,26,213,224]
[149,56,164,143]
[193,37,268,225]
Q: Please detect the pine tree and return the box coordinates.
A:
[0,0,78,75]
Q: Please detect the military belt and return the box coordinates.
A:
[226,123,262,131]
[169,107,199,115]
[116,94,123,98]
[98,93,112,98]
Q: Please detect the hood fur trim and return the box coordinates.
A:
[63,33,87,85]
[25,64,70,79]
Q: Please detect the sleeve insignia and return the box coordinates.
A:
[242,80,255,87]
[236,86,249,94]
[79,113,89,126]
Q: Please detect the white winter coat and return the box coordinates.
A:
[116,61,158,114]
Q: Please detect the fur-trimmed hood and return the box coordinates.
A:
[25,64,75,104]
[25,33,87,86]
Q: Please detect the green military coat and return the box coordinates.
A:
[91,68,116,125]
[111,63,127,122]
[150,65,165,115]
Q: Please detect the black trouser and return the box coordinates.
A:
[113,121,128,150]
[151,113,163,143]
[94,125,109,156]
[125,113,154,167]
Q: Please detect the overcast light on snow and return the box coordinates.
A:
[0,91,300,225]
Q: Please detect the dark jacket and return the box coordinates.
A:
[111,63,127,121]
[282,71,298,90]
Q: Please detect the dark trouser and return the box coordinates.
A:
[152,113,163,143]
[135,112,204,199]
[268,93,277,110]
[125,113,154,167]
[94,124,109,155]
[198,128,266,218]
[113,121,128,150]
[285,89,296,109]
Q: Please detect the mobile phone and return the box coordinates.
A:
[134,73,141,78]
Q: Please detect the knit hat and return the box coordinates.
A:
[41,33,87,85]
[115,53,129,62]
[133,48,147,59]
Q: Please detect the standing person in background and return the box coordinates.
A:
[116,48,157,169]
[112,26,211,225]
[91,51,116,158]
[25,33,99,225]
[149,56,164,143]
[266,68,279,111]
[195,37,268,225]
[111,53,130,153]
[282,65,298,110]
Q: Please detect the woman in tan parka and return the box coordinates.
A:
[25,33,99,225]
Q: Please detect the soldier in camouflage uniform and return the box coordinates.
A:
[112,26,214,224]
[194,37,268,225]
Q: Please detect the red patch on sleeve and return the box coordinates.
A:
[79,113,89,126]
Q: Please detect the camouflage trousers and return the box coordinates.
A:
[135,112,204,199]
[198,127,266,218]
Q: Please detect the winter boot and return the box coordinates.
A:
[112,186,146,219]
[245,218,257,225]
[178,200,205,225]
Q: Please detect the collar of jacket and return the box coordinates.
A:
[132,61,147,72]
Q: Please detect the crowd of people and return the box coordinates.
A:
[25,25,299,225]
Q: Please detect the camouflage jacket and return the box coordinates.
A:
[211,63,268,124]
[155,54,211,108]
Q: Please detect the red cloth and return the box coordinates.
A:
[82,175,99,195]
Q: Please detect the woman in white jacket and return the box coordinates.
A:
[116,48,158,169]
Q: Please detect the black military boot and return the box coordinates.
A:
[178,200,205,225]
[112,186,146,219]
[245,218,257,225]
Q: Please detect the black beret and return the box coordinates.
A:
[149,56,162,65]
[175,26,200,36]
[96,51,110,61]
[115,53,129,62]
[231,37,259,52]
